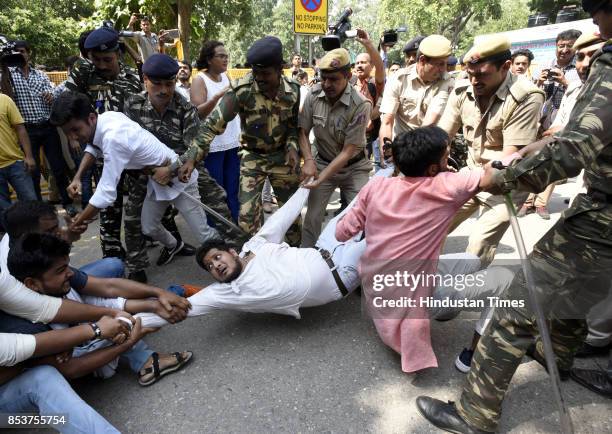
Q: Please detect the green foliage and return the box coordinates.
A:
[458,0,532,53]
[0,0,85,68]
[527,0,583,21]
[377,0,502,46]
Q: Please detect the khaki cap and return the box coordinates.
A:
[419,35,452,58]
[319,48,351,71]
[573,31,605,50]
[464,35,512,64]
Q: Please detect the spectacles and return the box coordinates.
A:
[213,54,229,60]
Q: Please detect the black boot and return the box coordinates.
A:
[525,343,570,381]
[416,396,493,434]
[570,368,612,398]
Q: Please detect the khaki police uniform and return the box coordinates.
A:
[439,35,544,265]
[380,35,455,137]
[299,49,372,247]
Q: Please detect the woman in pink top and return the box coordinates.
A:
[335,126,494,373]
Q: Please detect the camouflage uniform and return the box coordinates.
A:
[124,91,246,247]
[456,41,612,432]
[65,60,143,261]
[183,72,302,246]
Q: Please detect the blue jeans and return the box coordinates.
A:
[204,148,240,222]
[0,161,37,211]
[79,257,125,278]
[0,365,119,434]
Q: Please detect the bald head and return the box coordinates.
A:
[354,53,372,80]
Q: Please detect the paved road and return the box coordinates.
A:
[66,179,610,433]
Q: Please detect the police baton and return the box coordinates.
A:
[491,160,574,434]
[166,182,248,237]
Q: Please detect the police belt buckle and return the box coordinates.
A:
[317,248,349,297]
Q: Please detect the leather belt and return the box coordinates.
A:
[317,152,366,167]
[317,248,349,297]
[587,188,612,203]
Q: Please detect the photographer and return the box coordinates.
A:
[7,41,77,216]
[535,29,581,131]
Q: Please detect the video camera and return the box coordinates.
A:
[101,20,137,38]
[0,35,26,68]
[381,26,408,48]
[321,8,354,51]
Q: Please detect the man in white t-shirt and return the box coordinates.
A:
[50,91,221,253]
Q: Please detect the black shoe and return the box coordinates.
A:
[156,240,185,266]
[416,396,493,434]
[526,344,570,381]
[570,368,612,398]
[575,342,611,358]
[176,242,196,256]
[128,270,148,283]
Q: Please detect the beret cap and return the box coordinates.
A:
[84,27,119,52]
[246,36,284,67]
[573,31,605,50]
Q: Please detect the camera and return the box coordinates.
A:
[0,35,25,68]
[101,20,137,38]
[321,8,353,51]
[381,26,407,48]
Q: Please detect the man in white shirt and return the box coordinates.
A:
[137,175,513,352]
[50,91,221,256]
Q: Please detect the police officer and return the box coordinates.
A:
[124,54,245,267]
[378,35,455,166]
[417,1,612,431]
[179,36,302,246]
[440,35,544,266]
[299,48,372,247]
[65,26,146,280]
[402,35,426,67]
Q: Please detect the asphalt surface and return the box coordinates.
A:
[63,179,610,434]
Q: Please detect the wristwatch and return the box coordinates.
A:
[89,322,102,339]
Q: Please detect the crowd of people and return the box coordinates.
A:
[1,0,611,432]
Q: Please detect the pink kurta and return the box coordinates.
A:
[336,170,482,373]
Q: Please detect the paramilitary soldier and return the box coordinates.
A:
[417,1,612,432]
[298,48,372,248]
[440,35,544,266]
[179,36,302,246]
[124,54,246,266]
[65,26,150,280]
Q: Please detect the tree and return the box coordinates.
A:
[90,0,251,62]
[458,0,531,53]
[377,0,502,47]
[0,0,84,67]
[527,0,584,22]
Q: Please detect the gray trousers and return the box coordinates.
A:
[301,158,371,248]
[141,181,220,249]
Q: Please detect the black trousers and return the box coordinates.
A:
[25,122,73,206]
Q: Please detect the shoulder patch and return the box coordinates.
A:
[232,73,254,91]
[508,76,544,103]
[453,78,470,94]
